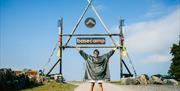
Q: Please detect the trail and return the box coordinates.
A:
[74,82,132,91]
[72,82,180,91]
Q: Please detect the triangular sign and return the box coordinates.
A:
[64,0,117,47]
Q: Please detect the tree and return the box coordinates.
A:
[168,40,180,80]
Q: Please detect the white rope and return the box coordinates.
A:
[42,42,58,71]
[126,49,137,76]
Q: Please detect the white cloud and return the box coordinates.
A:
[116,7,180,65]
[95,4,106,11]
[145,2,166,17]
[125,7,180,54]
[110,6,179,66]
[143,54,171,64]
[144,0,179,18]
[92,0,106,12]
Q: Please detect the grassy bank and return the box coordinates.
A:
[21,81,76,91]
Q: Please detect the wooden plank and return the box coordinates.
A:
[61,46,120,48]
[60,34,121,36]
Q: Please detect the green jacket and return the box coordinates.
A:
[79,50,115,80]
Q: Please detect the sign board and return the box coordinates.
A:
[77,37,105,44]
[85,17,96,28]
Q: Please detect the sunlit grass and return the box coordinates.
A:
[21,80,76,91]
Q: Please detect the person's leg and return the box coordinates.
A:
[90,82,95,91]
[98,83,103,91]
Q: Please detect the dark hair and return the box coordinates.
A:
[93,49,99,55]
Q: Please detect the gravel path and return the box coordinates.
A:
[73,82,180,91]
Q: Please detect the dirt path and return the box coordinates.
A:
[74,82,132,91]
[73,82,180,91]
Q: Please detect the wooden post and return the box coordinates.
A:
[46,17,63,77]
[59,17,63,75]
[119,17,123,79]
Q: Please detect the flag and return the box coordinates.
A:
[120,31,127,56]
[57,48,60,57]
[121,49,127,56]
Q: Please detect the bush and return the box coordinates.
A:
[0,68,41,91]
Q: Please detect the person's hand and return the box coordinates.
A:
[75,45,81,51]
[113,45,118,50]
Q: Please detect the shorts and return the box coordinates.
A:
[90,80,103,83]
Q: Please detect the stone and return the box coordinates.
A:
[150,75,164,84]
[121,77,140,85]
[138,74,149,85]
[163,79,179,85]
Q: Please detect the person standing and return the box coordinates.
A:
[76,47,117,91]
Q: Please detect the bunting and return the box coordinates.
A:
[120,30,127,56]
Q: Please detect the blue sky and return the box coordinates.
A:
[0,0,180,80]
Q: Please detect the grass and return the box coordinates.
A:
[109,80,122,85]
[21,80,76,91]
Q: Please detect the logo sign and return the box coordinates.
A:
[77,37,105,44]
[85,17,96,28]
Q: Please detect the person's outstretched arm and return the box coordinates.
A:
[75,46,89,60]
[102,46,118,58]
[75,46,81,52]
